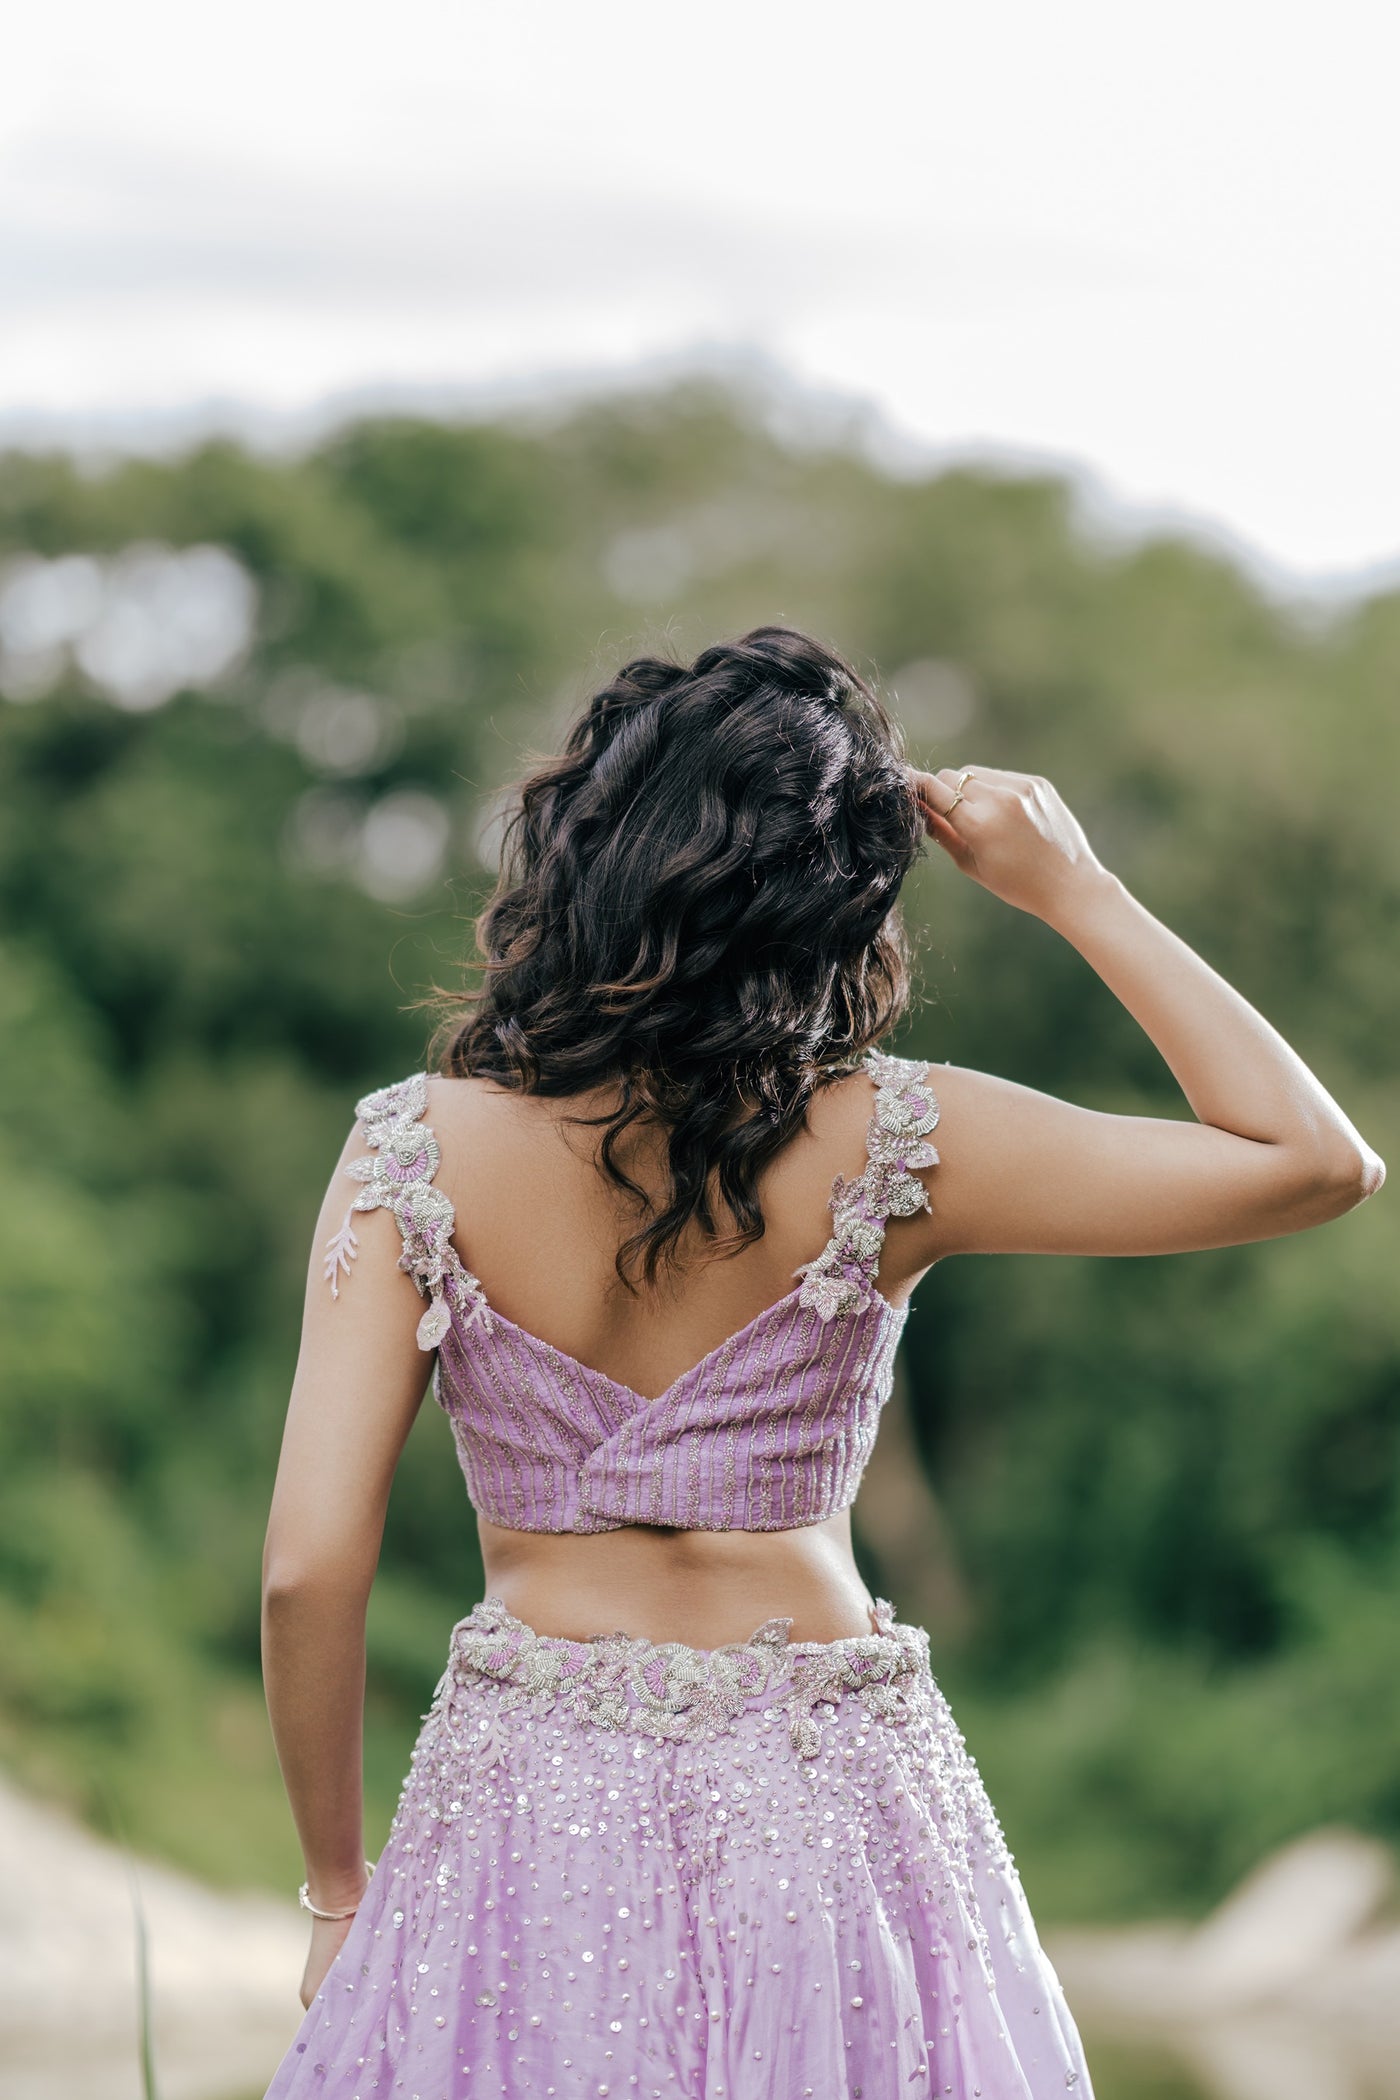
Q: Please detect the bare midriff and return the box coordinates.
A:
[475,1509,879,1649]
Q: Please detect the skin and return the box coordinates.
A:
[263,763,1384,2004]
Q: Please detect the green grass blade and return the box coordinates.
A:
[97,1783,162,2100]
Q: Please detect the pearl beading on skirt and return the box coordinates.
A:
[264,1591,1097,2097]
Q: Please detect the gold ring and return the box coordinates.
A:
[943,790,965,815]
[956,768,975,790]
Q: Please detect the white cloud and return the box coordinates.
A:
[3,0,1399,580]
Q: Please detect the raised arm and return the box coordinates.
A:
[261,1121,428,2005]
[893,765,1384,1266]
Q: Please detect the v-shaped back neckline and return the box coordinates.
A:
[325,1049,940,1364]
[460,1274,907,1413]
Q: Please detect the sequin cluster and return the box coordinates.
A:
[323,1072,492,1350]
[794,1050,941,1320]
[434,1594,923,1762]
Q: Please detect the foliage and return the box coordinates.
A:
[1,378,1395,1919]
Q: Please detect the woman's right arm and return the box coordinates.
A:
[898,765,1384,1262]
[262,1123,429,2005]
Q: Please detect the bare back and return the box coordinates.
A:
[425,1064,934,1646]
[429,1066,931,1396]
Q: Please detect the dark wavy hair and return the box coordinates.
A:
[434,625,923,1285]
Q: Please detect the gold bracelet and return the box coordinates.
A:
[298,1859,374,1922]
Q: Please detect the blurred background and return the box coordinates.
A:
[2,4,1398,2096]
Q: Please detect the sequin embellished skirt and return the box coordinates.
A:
[263,1595,1093,2098]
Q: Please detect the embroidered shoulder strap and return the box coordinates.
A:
[794,1049,940,1321]
[322,1072,493,1351]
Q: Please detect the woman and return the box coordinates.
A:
[261,626,1382,2098]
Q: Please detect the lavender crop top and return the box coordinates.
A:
[323,1049,940,1534]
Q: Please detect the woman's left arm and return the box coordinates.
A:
[261,1121,430,2005]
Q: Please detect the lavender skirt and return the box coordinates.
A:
[264,1596,1092,2098]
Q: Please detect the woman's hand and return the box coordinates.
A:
[300,1914,357,2009]
[878,760,1382,1270]
[909,764,1108,925]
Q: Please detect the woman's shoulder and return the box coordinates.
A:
[761,1046,939,1210]
[805,1046,941,1136]
[421,1069,511,1113]
[348,1068,511,1127]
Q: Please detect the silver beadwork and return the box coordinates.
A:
[439,1594,920,1762]
[323,1072,494,1346]
[794,1051,940,1320]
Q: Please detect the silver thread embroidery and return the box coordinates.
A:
[794,1051,940,1320]
[323,1071,494,1346]
[441,1595,921,1761]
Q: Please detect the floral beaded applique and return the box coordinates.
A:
[323,1072,492,1350]
[439,1594,922,1763]
[793,1049,940,1321]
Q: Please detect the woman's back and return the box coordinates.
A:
[427,1058,926,1402]
[332,1049,939,1645]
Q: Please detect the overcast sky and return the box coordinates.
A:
[4,0,1399,586]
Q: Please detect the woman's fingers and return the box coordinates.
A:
[916,762,1107,916]
[908,767,952,816]
[910,765,980,818]
[907,770,976,864]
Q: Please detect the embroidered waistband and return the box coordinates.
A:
[442,1594,925,1760]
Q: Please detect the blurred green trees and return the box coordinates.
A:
[1,379,1394,1918]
